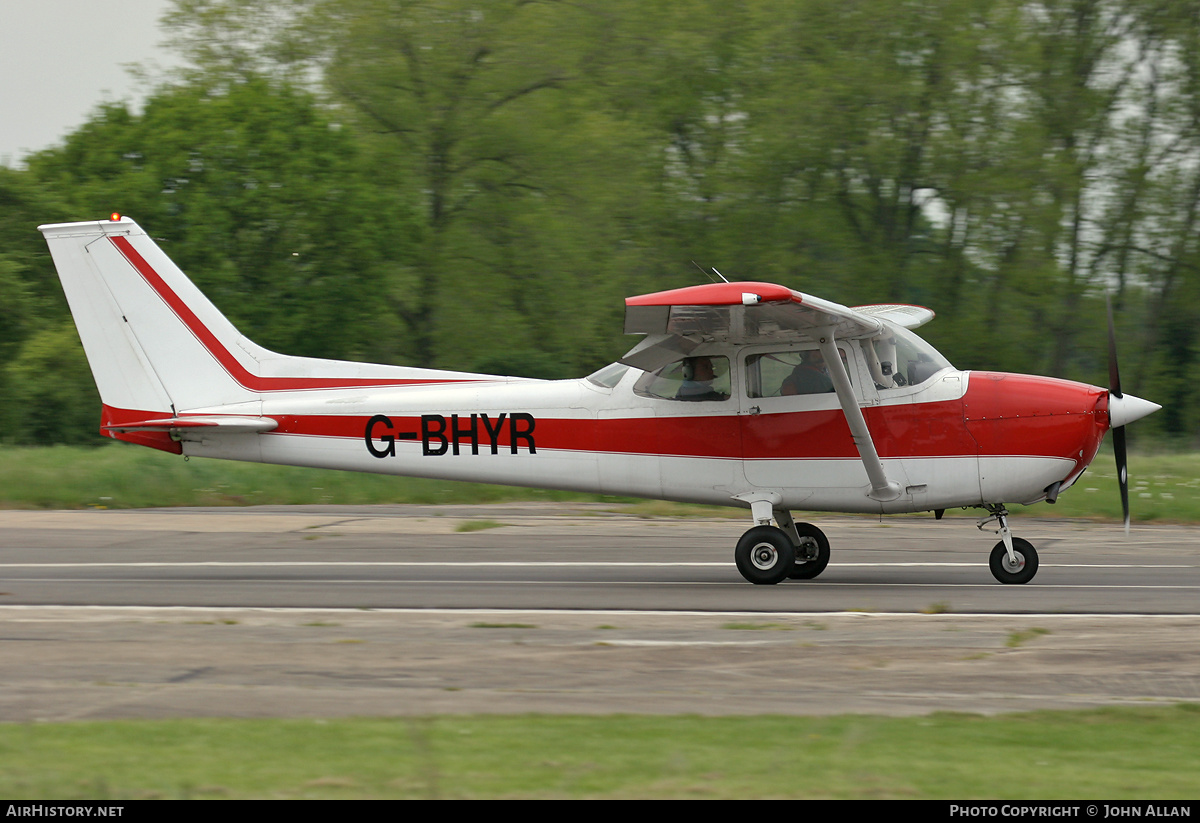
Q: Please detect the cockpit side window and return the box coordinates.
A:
[633,356,731,402]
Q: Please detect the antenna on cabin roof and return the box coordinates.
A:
[691,261,730,283]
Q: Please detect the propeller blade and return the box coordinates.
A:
[1113,422,1130,535]
[1104,293,1132,537]
[1106,294,1123,399]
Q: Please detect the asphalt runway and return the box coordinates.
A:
[1,504,1198,720]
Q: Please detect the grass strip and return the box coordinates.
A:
[1,706,1198,799]
[0,444,624,510]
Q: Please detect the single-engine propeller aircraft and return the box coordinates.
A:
[41,216,1161,585]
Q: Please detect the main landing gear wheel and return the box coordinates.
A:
[787,522,831,580]
[735,525,796,585]
[989,538,1039,584]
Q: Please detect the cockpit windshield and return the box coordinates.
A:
[863,324,953,389]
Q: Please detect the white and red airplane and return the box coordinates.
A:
[41,215,1161,585]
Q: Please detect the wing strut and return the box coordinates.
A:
[816,332,902,502]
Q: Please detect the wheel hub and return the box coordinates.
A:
[751,543,778,570]
[796,536,818,562]
[1002,552,1025,573]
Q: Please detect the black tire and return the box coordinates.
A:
[787,522,831,580]
[989,538,1039,584]
[735,526,795,585]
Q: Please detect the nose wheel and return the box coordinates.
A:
[980,505,1040,584]
[989,537,1039,584]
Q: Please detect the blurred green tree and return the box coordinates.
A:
[25,76,414,364]
[3,324,100,446]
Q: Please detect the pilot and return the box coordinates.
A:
[781,349,835,395]
[676,356,727,401]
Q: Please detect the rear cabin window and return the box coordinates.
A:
[745,349,848,398]
[585,362,630,388]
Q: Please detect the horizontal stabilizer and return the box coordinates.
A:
[103,416,278,434]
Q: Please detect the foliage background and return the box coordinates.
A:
[4,0,1199,445]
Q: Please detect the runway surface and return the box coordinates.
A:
[1,504,1197,720]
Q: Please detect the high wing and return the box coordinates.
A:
[622,280,911,503]
[623,281,888,346]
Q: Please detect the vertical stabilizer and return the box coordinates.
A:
[40,217,261,421]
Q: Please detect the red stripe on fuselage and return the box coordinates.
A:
[271,403,972,460]
[108,235,479,393]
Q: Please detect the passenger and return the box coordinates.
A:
[781,350,835,395]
